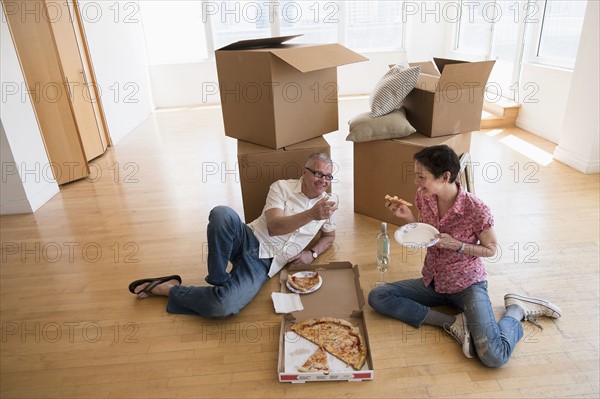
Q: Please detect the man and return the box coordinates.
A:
[128,152,337,318]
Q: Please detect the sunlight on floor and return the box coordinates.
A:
[499,134,554,166]
[485,129,504,137]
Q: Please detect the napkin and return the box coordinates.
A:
[271,292,304,313]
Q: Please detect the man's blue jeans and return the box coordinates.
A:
[166,206,271,318]
[368,279,523,367]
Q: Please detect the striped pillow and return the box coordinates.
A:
[369,65,420,118]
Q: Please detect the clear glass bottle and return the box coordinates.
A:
[376,222,390,286]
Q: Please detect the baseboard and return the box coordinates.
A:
[1,183,59,215]
[553,146,600,174]
[28,182,60,212]
[515,116,559,144]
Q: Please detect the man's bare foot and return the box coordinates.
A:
[134,278,181,299]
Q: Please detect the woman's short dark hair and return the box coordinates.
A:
[414,145,461,183]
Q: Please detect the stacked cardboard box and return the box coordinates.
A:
[353,58,495,225]
[215,35,367,222]
[404,58,496,137]
[354,132,472,227]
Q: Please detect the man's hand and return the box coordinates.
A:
[287,250,313,266]
[310,197,338,221]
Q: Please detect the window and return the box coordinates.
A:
[139,1,208,64]
[533,0,587,68]
[139,0,405,65]
[278,1,339,44]
[209,1,272,51]
[344,1,405,51]
[455,0,494,54]
[454,0,587,69]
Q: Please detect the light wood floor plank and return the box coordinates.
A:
[1,97,598,398]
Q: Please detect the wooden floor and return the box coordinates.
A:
[1,97,598,398]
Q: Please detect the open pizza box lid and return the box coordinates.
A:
[277,261,375,383]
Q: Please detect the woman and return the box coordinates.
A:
[368,145,561,367]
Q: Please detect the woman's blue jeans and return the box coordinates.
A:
[368,279,523,367]
[166,206,271,318]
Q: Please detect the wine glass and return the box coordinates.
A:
[325,193,339,226]
[375,257,390,286]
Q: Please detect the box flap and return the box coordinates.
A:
[433,57,466,73]
[271,44,368,73]
[415,73,439,92]
[409,61,440,76]
[280,262,364,319]
[217,34,303,51]
[435,58,495,89]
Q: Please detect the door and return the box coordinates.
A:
[1,0,89,184]
[50,0,108,161]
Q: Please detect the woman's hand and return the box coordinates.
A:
[434,228,498,258]
[434,233,462,251]
[385,200,415,222]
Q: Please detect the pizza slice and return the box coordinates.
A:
[385,194,413,207]
[291,317,367,370]
[298,346,329,374]
[287,271,320,292]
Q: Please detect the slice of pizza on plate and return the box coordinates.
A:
[286,271,321,293]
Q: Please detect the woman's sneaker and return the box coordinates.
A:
[444,313,476,358]
[504,294,562,329]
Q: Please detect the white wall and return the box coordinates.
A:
[553,0,599,173]
[1,11,59,215]
[0,121,31,215]
[516,64,573,144]
[1,1,154,215]
[78,0,153,144]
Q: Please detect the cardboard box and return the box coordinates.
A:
[238,136,330,223]
[216,35,368,149]
[277,262,374,383]
[403,58,495,137]
[353,132,472,226]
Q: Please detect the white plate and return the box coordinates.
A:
[286,271,323,294]
[394,223,440,248]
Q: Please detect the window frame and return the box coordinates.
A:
[526,0,587,70]
[453,0,586,70]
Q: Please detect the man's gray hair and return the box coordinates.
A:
[305,152,333,168]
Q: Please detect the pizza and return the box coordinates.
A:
[291,317,367,371]
[298,346,329,374]
[385,194,413,207]
[287,271,320,292]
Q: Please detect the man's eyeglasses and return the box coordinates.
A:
[305,167,334,181]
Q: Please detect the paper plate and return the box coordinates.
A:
[286,271,323,294]
[394,223,440,248]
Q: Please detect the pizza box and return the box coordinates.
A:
[277,262,375,383]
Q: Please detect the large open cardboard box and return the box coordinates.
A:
[238,136,330,223]
[277,262,374,382]
[403,58,495,137]
[354,132,472,226]
[216,35,367,149]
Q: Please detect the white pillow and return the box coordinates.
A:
[346,108,416,142]
[369,65,420,118]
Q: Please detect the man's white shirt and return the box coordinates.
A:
[248,177,335,278]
